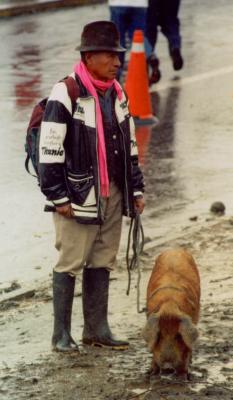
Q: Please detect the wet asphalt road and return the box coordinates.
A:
[0,0,233,286]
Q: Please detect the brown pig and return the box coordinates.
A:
[142,248,200,377]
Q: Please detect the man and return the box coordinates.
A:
[38,21,145,353]
[146,0,183,85]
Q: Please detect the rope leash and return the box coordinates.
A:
[126,211,146,313]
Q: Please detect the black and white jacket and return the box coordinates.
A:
[38,73,144,224]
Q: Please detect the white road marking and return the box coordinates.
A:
[150,65,233,92]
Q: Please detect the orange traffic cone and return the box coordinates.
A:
[125,30,158,125]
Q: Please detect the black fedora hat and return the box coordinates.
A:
[76,20,126,53]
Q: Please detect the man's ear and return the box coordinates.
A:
[84,52,92,66]
[85,51,98,66]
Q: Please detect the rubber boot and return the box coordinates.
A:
[52,271,79,352]
[82,268,129,350]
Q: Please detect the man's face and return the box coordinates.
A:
[85,51,121,81]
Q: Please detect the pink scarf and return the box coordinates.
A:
[74,61,123,197]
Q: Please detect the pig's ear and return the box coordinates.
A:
[142,314,160,352]
[179,317,198,349]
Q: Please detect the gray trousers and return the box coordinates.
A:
[53,182,123,275]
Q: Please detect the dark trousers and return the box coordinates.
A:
[146,0,181,52]
[110,6,147,48]
[110,6,147,68]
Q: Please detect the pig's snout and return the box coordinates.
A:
[160,363,175,375]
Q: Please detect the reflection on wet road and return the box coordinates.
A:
[143,86,181,211]
[12,21,42,108]
[1,0,233,285]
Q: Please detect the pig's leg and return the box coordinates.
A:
[175,359,190,380]
[175,368,188,380]
[176,350,191,379]
[150,360,160,375]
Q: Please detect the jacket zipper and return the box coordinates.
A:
[115,109,130,216]
[68,175,93,182]
[78,95,101,221]
[92,96,101,220]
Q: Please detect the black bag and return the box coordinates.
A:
[25,76,79,179]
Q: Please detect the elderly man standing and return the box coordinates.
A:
[38,21,145,353]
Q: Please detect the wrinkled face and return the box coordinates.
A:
[84,51,121,81]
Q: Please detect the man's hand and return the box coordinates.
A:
[134,197,145,214]
[55,203,74,218]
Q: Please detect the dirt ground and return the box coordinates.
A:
[0,216,233,400]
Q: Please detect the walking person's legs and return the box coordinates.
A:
[109,6,128,78]
[146,0,160,52]
[127,7,147,43]
[146,0,161,84]
[160,0,183,70]
[128,6,152,60]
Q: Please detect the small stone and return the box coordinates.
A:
[189,216,198,221]
[210,201,225,215]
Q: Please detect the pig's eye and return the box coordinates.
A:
[175,333,183,342]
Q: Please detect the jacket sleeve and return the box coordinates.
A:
[38,81,72,206]
[129,115,145,197]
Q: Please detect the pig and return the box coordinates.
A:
[142,248,200,378]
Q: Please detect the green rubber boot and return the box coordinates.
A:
[82,268,129,350]
[52,271,79,352]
